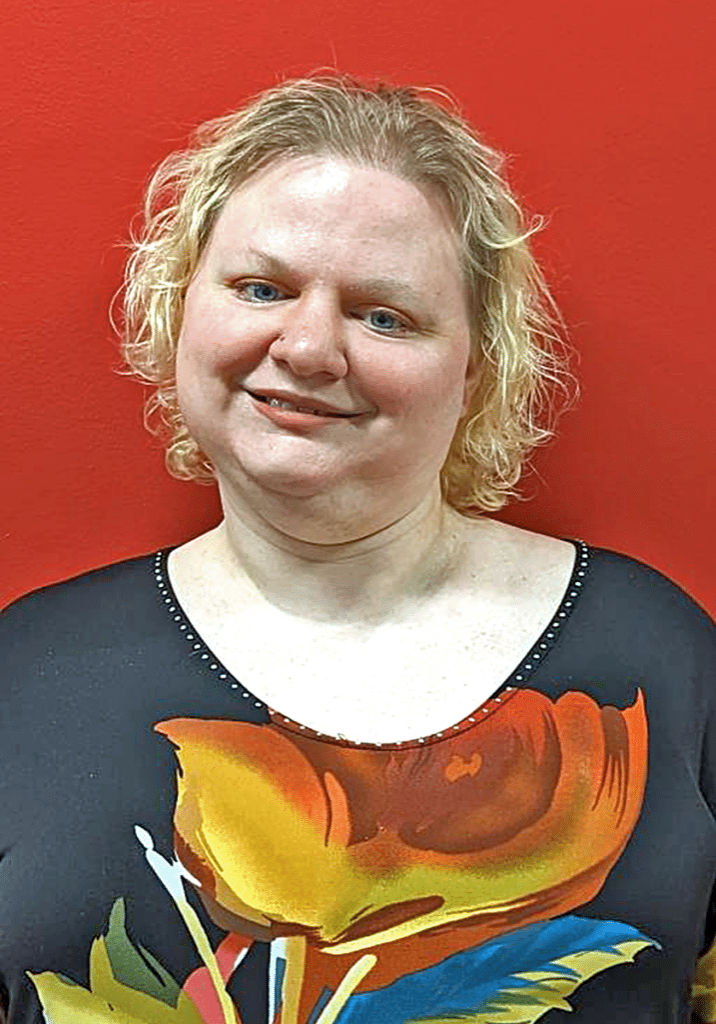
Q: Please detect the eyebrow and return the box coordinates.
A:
[243,247,292,276]
[344,277,426,310]
[242,247,428,311]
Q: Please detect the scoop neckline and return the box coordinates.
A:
[151,538,590,750]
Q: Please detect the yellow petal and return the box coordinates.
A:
[692,937,716,1023]
[28,971,153,1024]
[29,942,205,1024]
[159,719,364,938]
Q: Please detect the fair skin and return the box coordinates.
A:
[169,156,575,742]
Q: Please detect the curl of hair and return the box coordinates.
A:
[120,74,574,513]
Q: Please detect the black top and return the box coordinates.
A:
[1,541,715,1024]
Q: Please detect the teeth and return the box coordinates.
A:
[265,396,334,416]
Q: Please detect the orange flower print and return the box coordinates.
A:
[156,687,647,990]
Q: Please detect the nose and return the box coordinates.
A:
[268,290,349,379]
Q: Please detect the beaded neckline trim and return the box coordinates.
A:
[152,539,590,750]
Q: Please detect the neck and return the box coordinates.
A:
[209,485,471,626]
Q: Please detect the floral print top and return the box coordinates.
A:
[0,542,715,1024]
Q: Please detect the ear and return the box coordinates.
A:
[460,354,481,418]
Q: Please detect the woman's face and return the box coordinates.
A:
[176,156,477,533]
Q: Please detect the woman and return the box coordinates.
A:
[1,76,714,1024]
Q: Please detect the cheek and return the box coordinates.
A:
[175,304,237,421]
[177,301,264,383]
[363,349,470,417]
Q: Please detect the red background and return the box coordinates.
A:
[2,0,714,613]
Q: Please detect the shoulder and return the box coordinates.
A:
[0,552,173,743]
[567,543,716,714]
[0,550,166,658]
[465,516,714,657]
[584,543,714,638]
[480,516,713,632]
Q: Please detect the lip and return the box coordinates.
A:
[245,388,366,432]
[244,388,362,418]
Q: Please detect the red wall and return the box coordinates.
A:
[2,0,715,613]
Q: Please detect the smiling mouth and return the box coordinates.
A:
[247,391,357,418]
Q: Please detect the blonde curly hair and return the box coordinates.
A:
[121,75,572,513]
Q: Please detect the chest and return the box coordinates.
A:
[165,526,580,743]
[185,595,559,742]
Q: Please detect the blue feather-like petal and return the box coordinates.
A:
[335,915,658,1024]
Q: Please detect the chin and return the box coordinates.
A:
[223,457,349,501]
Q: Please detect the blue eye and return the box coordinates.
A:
[239,281,285,302]
[366,309,405,333]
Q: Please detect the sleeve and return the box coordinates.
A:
[0,589,56,847]
[689,595,716,1022]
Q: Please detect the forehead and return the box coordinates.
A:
[203,156,465,287]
